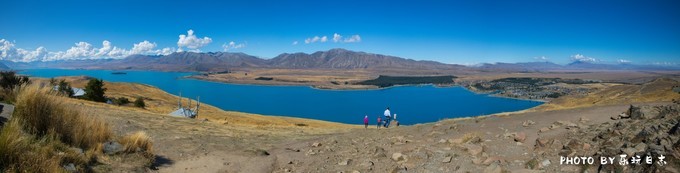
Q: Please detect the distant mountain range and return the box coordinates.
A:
[477,61,680,72]
[1,48,678,72]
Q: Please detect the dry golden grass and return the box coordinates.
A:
[119,131,153,154]
[460,132,481,144]
[13,85,112,149]
[536,78,680,111]
[0,119,62,172]
[0,84,157,172]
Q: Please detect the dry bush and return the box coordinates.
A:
[119,131,153,153]
[461,132,481,144]
[0,119,63,172]
[12,85,112,149]
[119,131,155,165]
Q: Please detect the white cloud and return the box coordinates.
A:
[305,36,322,44]
[0,38,178,62]
[159,47,175,55]
[292,41,298,45]
[0,39,50,62]
[617,59,631,64]
[570,54,597,63]
[177,29,212,51]
[333,33,342,42]
[222,41,246,51]
[534,56,548,61]
[95,40,112,57]
[344,35,361,43]
[303,33,361,44]
[130,40,157,55]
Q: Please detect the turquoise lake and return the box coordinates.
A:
[18,69,543,125]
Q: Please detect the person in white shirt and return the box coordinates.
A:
[384,107,391,127]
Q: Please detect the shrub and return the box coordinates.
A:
[57,79,74,97]
[119,131,155,166]
[119,131,153,154]
[134,97,145,108]
[0,71,30,91]
[13,85,112,149]
[0,119,64,172]
[0,71,30,103]
[84,78,106,102]
[112,97,131,106]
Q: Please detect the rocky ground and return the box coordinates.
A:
[256,103,678,173]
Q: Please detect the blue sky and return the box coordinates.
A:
[1,0,679,65]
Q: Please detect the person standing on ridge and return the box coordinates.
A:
[384,107,391,128]
[364,115,369,129]
[377,116,382,129]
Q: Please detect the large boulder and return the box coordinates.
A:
[629,105,658,119]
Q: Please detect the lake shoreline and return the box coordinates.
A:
[19,69,546,125]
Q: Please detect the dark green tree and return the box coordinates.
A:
[133,97,145,108]
[84,78,107,102]
[57,79,74,97]
[113,97,130,106]
[0,71,30,90]
[49,77,58,86]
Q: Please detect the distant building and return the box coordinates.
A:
[52,86,86,97]
[169,93,200,119]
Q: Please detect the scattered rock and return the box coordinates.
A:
[549,123,561,130]
[522,120,536,127]
[103,141,123,155]
[360,160,374,167]
[629,105,658,119]
[372,146,387,157]
[311,142,322,147]
[448,138,464,144]
[583,143,591,151]
[622,147,636,157]
[565,122,579,129]
[484,162,503,173]
[463,144,484,156]
[473,157,484,165]
[63,163,76,172]
[540,159,551,168]
[579,116,589,123]
[619,113,630,118]
[483,156,505,165]
[534,138,552,149]
[539,127,550,133]
[634,143,647,152]
[514,132,527,143]
[338,159,352,166]
[442,156,452,163]
[438,139,447,143]
[391,153,407,162]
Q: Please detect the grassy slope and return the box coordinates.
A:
[535,78,680,111]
